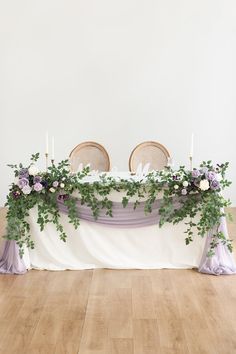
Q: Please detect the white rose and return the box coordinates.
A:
[199,179,210,191]
[28,165,39,176]
[22,185,32,195]
[60,183,65,188]
[182,181,188,187]
[49,187,56,193]
[174,184,179,190]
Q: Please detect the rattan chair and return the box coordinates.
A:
[129,141,170,172]
[69,141,110,172]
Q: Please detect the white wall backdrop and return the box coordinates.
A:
[0,0,236,205]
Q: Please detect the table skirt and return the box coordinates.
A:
[21,207,206,270]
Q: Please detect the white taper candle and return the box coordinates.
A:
[51,136,55,160]
[46,132,49,154]
[190,133,194,158]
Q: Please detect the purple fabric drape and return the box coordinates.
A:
[0,240,27,275]
[198,216,236,275]
[57,198,166,228]
[1,197,235,275]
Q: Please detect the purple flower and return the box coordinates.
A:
[41,180,48,188]
[19,168,29,179]
[58,194,69,202]
[181,188,187,195]
[34,182,43,192]
[172,175,180,180]
[22,185,32,195]
[192,169,200,178]
[210,179,220,190]
[18,178,29,189]
[206,171,216,181]
[12,190,21,199]
[34,175,42,183]
[200,167,208,174]
[53,181,59,188]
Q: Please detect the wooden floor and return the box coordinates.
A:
[0,208,236,354]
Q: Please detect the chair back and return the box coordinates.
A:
[129,141,170,172]
[70,141,110,172]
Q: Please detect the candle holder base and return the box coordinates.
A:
[45,153,49,172]
[189,156,193,171]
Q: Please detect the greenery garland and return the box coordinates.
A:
[5,154,232,257]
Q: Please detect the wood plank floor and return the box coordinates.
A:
[0,208,236,354]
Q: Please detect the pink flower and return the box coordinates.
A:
[22,185,32,195]
[34,183,43,192]
[18,178,29,189]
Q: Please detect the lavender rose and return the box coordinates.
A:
[19,168,29,179]
[210,179,220,190]
[200,167,208,174]
[34,175,42,183]
[192,169,200,178]
[22,185,32,195]
[206,171,216,181]
[53,181,59,188]
[34,182,43,192]
[18,178,29,189]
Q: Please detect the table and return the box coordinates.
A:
[23,206,206,271]
[1,172,236,275]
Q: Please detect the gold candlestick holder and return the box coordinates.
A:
[45,153,49,172]
[189,156,193,171]
[51,159,55,166]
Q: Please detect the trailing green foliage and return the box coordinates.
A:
[5,154,233,257]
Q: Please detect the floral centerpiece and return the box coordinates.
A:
[5,154,233,257]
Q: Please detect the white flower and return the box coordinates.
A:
[22,185,32,195]
[174,184,179,190]
[199,179,210,191]
[49,187,56,193]
[28,165,39,176]
[60,183,65,188]
[182,181,188,187]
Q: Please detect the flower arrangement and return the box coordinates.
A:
[5,154,233,257]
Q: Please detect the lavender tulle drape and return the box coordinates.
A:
[0,240,27,275]
[58,198,166,228]
[198,216,236,275]
[1,197,236,275]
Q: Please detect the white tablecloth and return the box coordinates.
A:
[23,207,206,270]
